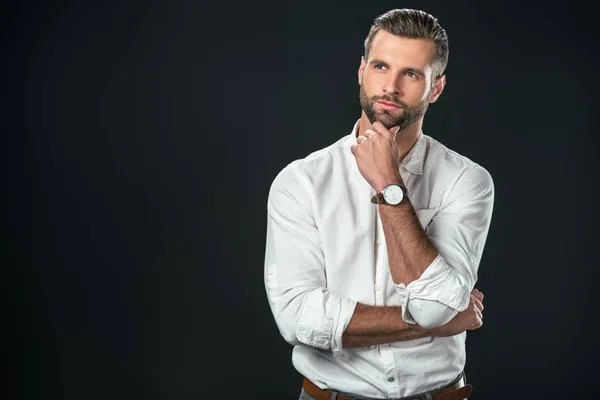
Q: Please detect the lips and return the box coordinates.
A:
[377,101,401,110]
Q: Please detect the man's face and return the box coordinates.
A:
[358,30,443,131]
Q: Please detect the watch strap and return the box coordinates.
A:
[370,192,385,204]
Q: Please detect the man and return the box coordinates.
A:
[264,8,494,400]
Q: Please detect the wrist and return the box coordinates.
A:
[428,326,441,337]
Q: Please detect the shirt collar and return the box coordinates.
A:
[349,120,426,175]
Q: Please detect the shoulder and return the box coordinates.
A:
[424,135,493,182]
[423,135,494,202]
[270,133,353,192]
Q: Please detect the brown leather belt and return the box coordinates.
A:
[302,375,473,400]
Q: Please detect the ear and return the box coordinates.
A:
[358,56,366,85]
[428,75,446,104]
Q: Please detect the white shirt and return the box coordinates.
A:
[264,120,494,398]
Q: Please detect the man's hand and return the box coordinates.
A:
[430,289,484,337]
[350,121,402,193]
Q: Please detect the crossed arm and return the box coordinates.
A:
[340,197,487,349]
[342,122,494,348]
[342,293,483,348]
[266,125,493,353]
[264,161,493,351]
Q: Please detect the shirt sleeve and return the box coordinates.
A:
[264,163,357,355]
[406,297,458,328]
[394,164,494,325]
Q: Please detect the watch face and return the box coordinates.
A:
[383,185,404,205]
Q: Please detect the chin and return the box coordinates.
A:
[376,115,399,129]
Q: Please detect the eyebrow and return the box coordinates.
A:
[369,59,426,77]
[369,59,390,68]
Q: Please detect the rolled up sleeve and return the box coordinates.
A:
[264,164,357,354]
[394,164,494,324]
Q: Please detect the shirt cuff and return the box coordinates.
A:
[296,290,357,353]
[393,254,470,324]
[331,297,357,357]
[394,283,417,324]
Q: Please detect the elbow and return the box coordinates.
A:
[278,320,301,346]
[413,313,450,329]
[269,298,312,347]
[273,305,334,351]
[266,286,305,347]
[266,299,302,346]
[275,313,331,349]
[268,305,303,346]
[408,299,457,329]
[267,287,338,351]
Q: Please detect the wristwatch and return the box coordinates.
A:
[370,184,408,205]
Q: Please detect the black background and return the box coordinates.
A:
[5,0,599,399]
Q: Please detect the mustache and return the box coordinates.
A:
[371,96,406,109]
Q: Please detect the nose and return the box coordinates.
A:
[383,76,401,96]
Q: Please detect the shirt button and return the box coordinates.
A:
[387,377,395,382]
[375,285,380,291]
[376,237,384,245]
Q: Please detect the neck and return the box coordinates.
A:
[357,111,423,163]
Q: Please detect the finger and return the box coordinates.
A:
[364,129,377,138]
[472,296,484,311]
[474,306,483,321]
[371,121,391,137]
[470,322,480,330]
[472,290,483,302]
[470,319,482,330]
[470,311,483,330]
[350,144,357,155]
[470,293,481,305]
[356,135,367,144]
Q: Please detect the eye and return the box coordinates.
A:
[406,71,418,78]
[374,64,386,70]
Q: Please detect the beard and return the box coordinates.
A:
[359,84,429,132]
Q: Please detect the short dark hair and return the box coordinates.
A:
[364,9,449,79]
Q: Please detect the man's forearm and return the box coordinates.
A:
[379,201,438,286]
[342,303,431,348]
